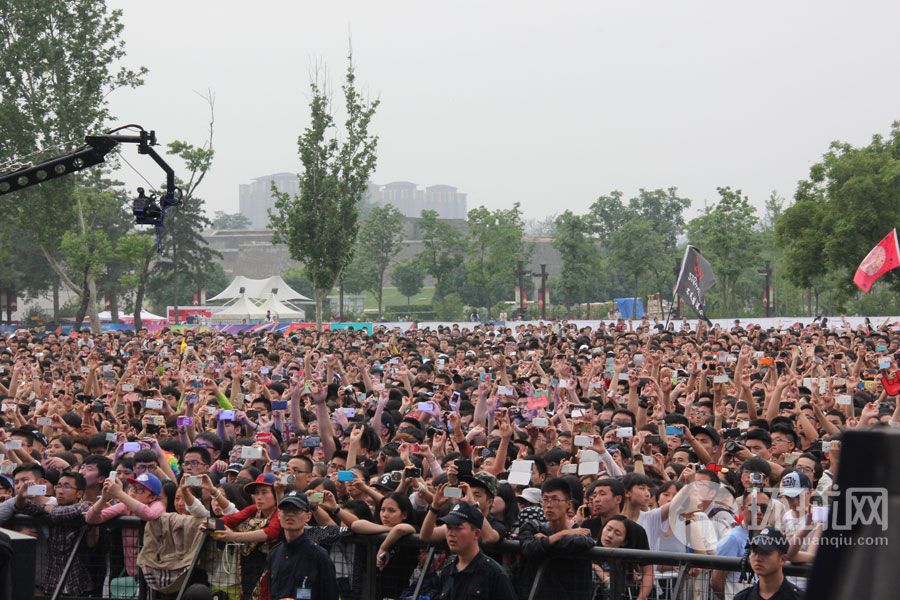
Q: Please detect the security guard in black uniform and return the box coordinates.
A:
[434,501,516,600]
[266,491,339,600]
[734,528,802,600]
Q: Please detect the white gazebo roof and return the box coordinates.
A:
[209,293,268,323]
[207,275,311,302]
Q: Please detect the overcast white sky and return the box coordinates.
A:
[106,0,900,223]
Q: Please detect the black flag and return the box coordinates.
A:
[674,245,717,324]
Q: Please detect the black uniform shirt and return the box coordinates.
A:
[734,576,802,600]
[436,549,516,600]
[266,532,339,600]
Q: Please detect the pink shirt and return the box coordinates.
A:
[86,500,165,576]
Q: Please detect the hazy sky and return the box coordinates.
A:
[106,1,900,224]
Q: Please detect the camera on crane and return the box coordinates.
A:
[132,187,163,224]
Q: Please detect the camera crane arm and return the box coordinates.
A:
[0,126,181,252]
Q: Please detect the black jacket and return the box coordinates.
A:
[266,533,339,600]
[517,520,595,600]
[436,550,517,600]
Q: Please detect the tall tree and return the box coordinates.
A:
[391,259,425,308]
[551,210,602,309]
[133,94,216,328]
[416,209,465,315]
[354,204,405,317]
[777,123,900,305]
[269,54,379,329]
[462,203,528,318]
[609,217,665,315]
[0,0,145,332]
[687,187,759,317]
[212,211,252,230]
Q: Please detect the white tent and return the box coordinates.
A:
[209,293,268,323]
[207,275,312,303]
[256,276,312,302]
[98,310,166,323]
[257,293,306,321]
[207,276,258,302]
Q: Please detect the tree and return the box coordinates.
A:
[391,260,425,307]
[416,209,465,315]
[0,0,145,332]
[211,211,252,230]
[687,187,759,317]
[551,211,602,309]
[269,54,379,329]
[137,94,217,328]
[777,123,900,306]
[462,204,528,318]
[354,203,405,317]
[609,217,665,314]
[281,266,316,299]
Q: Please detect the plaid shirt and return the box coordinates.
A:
[20,500,92,595]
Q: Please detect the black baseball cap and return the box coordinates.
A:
[278,490,311,511]
[749,527,789,554]
[690,425,721,446]
[437,500,484,529]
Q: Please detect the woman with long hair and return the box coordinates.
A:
[349,491,419,600]
[594,515,654,600]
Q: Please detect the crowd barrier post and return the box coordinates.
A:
[174,535,209,600]
[49,526,87,600]
[409,545,435,600]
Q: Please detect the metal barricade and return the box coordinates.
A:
[4,515,811,600]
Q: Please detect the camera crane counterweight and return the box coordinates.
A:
[0,126,181,252]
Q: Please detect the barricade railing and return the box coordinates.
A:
[4,514,811,600]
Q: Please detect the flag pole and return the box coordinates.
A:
[666,246,692,331]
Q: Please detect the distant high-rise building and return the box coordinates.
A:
[242,176,467,226]
[367,181,467,219]
[238,172,299,228]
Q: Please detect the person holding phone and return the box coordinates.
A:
[207,473,283,600]
[86,472,165,579]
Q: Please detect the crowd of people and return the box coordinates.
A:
[0,314,891,599]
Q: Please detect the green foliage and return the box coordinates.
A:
[610,217,665,304]
[687,187,759,317]
[269,54,379,328]
[777,122,900,308]
[390,259,425,306]
[462,203,528,318]
[354,204,405,316]
[438,293,464,321]
[552,210,602,307]
[147,193,222,313]
[416,209,465,308]
[146,261,228,314]
[0,0,145,330]
[281,266,316,299]
[211,211,252,230]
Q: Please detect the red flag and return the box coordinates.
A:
[853,229,900,293]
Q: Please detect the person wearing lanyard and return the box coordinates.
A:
[266,491,339,600]
[434,501,516,600]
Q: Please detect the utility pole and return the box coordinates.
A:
[515,260,528,317]
[757,260,772,317]
[672,258,681,320]
[339,278,345,321]
[532,264,549,320]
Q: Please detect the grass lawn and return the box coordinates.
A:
[362,287,434,311]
